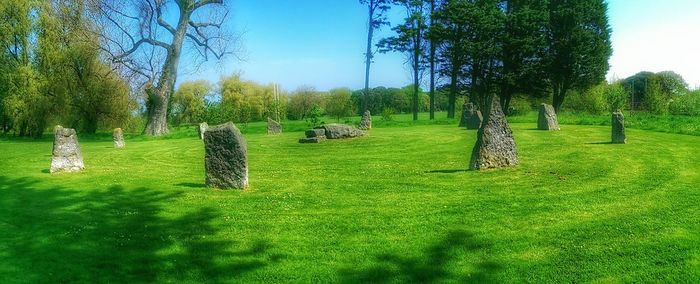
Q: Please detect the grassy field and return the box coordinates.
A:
[1,114,699,282]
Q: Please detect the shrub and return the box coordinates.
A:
[565,86,606,114]
[605,82,629,112]
[507,96,532,116]
[381,108,395,121]
[669,90,700,115]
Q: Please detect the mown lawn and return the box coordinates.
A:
[0,117,699,282]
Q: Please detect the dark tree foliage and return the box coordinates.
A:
[500,0,549,112]
[548,0,612,112]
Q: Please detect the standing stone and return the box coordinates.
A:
[537,103,560,131]
[113,128,125,149]
[612,110,626,144]
[358,110,372,130]
[204,122,248,189]
[469,97,519,170]
[299,128,327,143]
[267,117,282,135]
[463,103,483,130]
[198,122,208,140]
[50,126,85,173]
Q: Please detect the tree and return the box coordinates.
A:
[171,80,211,125]
[426,0,439,119]
[359,0,390,113]
[92,0,237,136]
[379,0,428,121]
[287,86,322,120]
[326,88,356,122]
[500,0,549,112]
[548,0,612,112]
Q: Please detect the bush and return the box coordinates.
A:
[507,96,532,116]
[565,86,606,114]
[605,82,629,112]
[381,108,395,121]
[669,90,700,115]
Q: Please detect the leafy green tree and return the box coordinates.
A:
[605,82,628,112]
[288,86,322,120]
[326,88,356,122]
[379,0,428,121]
[500,0,550,112]
[548,0,612,112]
[172,80,211,125]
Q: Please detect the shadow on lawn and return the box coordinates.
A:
[426,169,469,174]
[0,176,279,282]
[339,230,501,283]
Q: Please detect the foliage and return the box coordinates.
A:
[288,86,323,120]
[326,88,356,122]
[605,82,629,112]
[548,0,613,111]
[218,74,284,124]
[307,104,324,127]
[171,80,211,125]
[381,107,395,121]
[669,90,700,116]
[506,95,532,116]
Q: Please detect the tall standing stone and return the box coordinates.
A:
[537,103,560,131]
[463,103,483,130]
[50,126,85,173]
[612,110,626,144]
[204,122,248,189]
[459,102,470,127]
[113,128,125,149]
[359,110,372,130]
[267,117,282,135]
[469,97,519,170]
[198,122,208,140]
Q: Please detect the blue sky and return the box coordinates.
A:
[180,0,700,91]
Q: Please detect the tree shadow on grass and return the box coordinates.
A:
[0,176,280,282]
[176,182,207,188]
[585,141,613,145]
[425,169,469,174]
[339,230,502,283]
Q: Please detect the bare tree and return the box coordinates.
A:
[359,0,390,113]
[91,0,238,135]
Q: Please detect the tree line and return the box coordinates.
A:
[362,0,612,119]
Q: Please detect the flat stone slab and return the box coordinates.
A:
[305,129,326,138]
[50,126,85,173]
[299,137,326,143]
[204,122,248,189]
[316,124,365,139]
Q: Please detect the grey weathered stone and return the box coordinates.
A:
[299,137,326,143]
[358,110,372,130]
[198,122,208,140]
[467,103,484,129]
[612,110,626,144]
[305,129,326,138]
[537,103,560,131]
[113,128,125,149]
[267,117,282,135]
[469,97,519,170]
[50,126,85,173]
[317,124,365,139]
[462,103,483,129]
[204,122,248,189]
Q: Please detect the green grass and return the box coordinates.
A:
[1,117,699,282]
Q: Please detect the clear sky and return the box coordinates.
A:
[180,0,700,91]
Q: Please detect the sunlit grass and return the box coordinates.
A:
[0,119,698,282]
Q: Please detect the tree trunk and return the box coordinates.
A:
[363,4,374,113]
[143,11,189,136]
[552,82,566,113]
[447,63,458,119]
[428,0,436,120]
[412,32,420,121]
[500,93,512,115]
